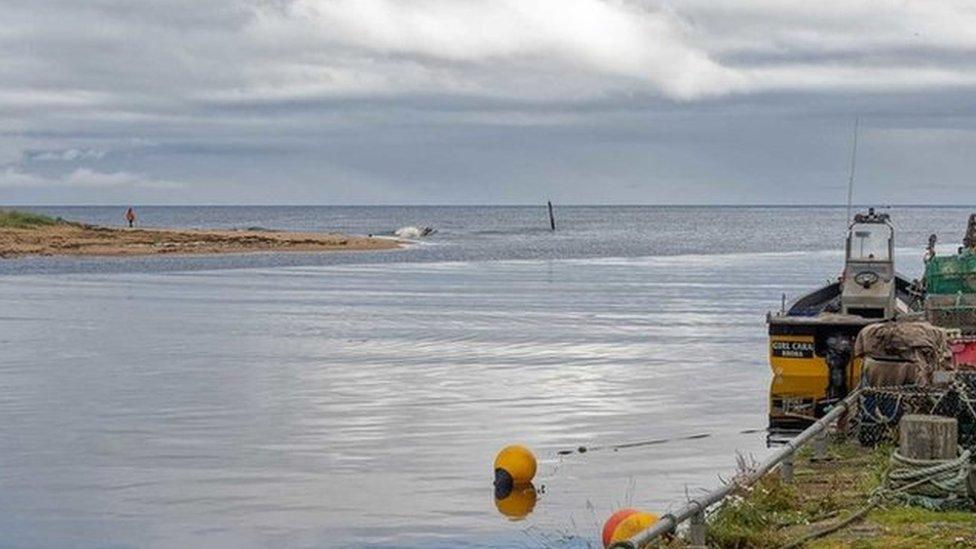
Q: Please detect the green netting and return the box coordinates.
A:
[925,249,976,295]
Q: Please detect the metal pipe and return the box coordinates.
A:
[611,389,860,549]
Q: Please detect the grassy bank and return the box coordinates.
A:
[701,442,975,548]
[0,209,62,228]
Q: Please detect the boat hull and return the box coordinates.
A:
[767,276,917,429]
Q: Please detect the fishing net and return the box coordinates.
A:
[925,250,976,295]
[845,372,976,450]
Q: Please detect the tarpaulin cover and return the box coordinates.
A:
[854,320,952,387]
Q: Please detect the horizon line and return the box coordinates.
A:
[6,203,976,209]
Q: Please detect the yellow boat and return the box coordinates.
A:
[766,209,921,429]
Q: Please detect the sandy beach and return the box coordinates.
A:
[0,219,400,258]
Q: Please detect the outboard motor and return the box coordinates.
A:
[824,334,852,400]
[841,208,897,319]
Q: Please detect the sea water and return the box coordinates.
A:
[0,206,969,548]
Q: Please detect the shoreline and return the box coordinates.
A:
[0,222,402,259]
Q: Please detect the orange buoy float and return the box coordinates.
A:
[602,508,638,548]
[493,444,537,489]
[602,509,659,547]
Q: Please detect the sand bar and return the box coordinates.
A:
[0,221,400,258]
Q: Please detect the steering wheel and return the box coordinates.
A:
[854,270,880,287]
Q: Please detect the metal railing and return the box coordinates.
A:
[611,389,862,549]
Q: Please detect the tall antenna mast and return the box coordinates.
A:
[845,116,860,226]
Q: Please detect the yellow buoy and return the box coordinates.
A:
[493,482,537,520]
[607,511,658,546]
[493,444,537,487]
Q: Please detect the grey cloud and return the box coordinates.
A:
[8,1,976,110]
[2,1,976,205]
[0,167,186,190]
[25,148,107,162]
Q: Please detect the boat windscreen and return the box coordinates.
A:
[848,223,891,261]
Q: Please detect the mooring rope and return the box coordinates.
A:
[887,448,973,508]
[780,448,974,548]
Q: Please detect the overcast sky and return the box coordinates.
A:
[3,0,976,205]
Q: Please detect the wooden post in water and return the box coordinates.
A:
[899,414,957,460]
[547,201,555,231]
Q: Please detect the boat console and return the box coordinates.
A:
[840,208,897,319]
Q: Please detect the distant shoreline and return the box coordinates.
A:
[0,210,401,259]
[9,204,976,209]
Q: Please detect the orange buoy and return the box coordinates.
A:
[602,508,638,548]
[606,511,659,547]
[493,444,537,488]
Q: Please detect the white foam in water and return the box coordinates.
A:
[394,225,435,238]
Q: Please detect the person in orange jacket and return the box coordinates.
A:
[125,207,136,227]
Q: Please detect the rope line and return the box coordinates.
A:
[554,428,763,456]
[887,448,973,508]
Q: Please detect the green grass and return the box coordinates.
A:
[703,442,975,549]
[871,506,975,526]
[0,209,60,228]
[706,476,810,548]
[808,507,976,548]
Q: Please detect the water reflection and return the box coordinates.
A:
[493,482,537,521]
[0,248,929,547]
